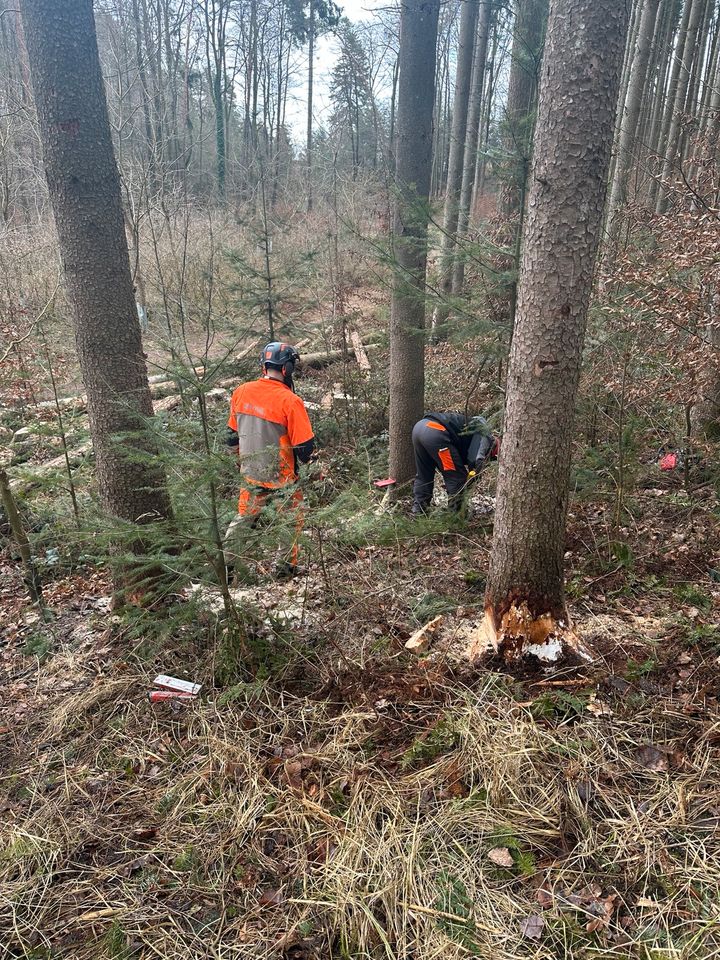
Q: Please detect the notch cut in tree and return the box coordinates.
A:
[475,0,630,665]
[19,0,172,529]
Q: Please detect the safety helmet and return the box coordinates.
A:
[260,342,300,377]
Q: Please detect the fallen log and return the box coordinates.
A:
[350,330,371,372]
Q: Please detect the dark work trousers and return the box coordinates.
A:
[411,418,468,513]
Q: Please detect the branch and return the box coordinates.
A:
[0,278,60,365]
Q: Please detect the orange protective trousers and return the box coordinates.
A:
[237,483,304,566]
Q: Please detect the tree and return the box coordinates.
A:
[452,0,496,297]
[19,0,173,526]
[329,21,378,178]
[388,0,441,488]
[605,0,660,255]
[286,0,340,211]
[499,0,548,219]
[430,0,479,338]
[655,0,705,214]
[477,0,629,663]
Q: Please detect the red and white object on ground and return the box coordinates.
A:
[659,452,679,471]
[374,478,396,489]
[148,690,197,703]
[148,674,201,703]
[153,674,202,696]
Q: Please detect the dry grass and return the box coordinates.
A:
[2,625,719,959]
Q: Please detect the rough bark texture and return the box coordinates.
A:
[19,0,173,525]
[605,0,660,253]
[451,0,494,297]
[499,0,548,218]
[388,0,441,487]
[479,0,629,663]
[430,0,479,336]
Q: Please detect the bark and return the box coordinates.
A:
[643,0,674,169]
[655,0,705,213]
[499,0,549,218]
[478,0,629,664]
[388,0,441,487]
[451,0,494,298]
[691,273,720,439]
[0,467,44,607]
[605,0,661,254]
[472,10,500,204]
[430,0,479,337]
[19,0,173,526]
[647,0,682,197]
[685,0,712,123]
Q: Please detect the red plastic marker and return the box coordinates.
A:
[374,478,396,489]
[148,690,196,703]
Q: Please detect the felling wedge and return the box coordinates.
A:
[468,602,593,664]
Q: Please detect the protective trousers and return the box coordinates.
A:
[412,418,468,513]
[225,482,304,568]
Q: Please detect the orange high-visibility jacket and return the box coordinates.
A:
[228,377,314,488]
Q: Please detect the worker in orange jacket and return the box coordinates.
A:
[225,342,315,577]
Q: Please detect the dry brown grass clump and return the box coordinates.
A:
[2,639,719,959]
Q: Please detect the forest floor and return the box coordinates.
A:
[2,322,720,959]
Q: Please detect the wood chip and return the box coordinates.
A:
[405,615,444,654]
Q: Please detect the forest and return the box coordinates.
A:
[1,0,719,956]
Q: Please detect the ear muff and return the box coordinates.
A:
[283,360,295,378]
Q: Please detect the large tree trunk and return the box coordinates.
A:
[430,0,479,338]
[605,0,661,255]
[499,0,548,219]
[476,0,629,664]
[388,0,441,487]
[19,0,173,526]
[451,0,495,298]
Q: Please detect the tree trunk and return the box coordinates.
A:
[388,0,441,488]
[451,0,494,297]
[691,270,720,439]
[477,0,629,664]
[19,0,173,526]
[430,0,479,338]
[605,0,661,254]
[655,0,705,213]
[499,0,549,218]
[306,0,315,213]
[472,10,500,205]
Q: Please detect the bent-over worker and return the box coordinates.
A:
[225,342,315,576]
[412,412,498,515]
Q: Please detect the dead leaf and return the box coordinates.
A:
[259,887,285,907]
[519,914,544,940]
[634,745,669,772]
[536,885,553,909]
[586,696,613,717]
[285,760,303,790]
[487,847,514,868]
[118,855,149,878]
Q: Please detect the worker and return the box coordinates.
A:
[411,412,498,515]
[225,342,315,577]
